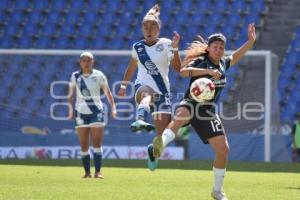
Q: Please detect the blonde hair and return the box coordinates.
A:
[143,4,161,28]
[183,35,208,66]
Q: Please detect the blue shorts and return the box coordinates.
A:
[75,110,106,128]
[135,84,172,115]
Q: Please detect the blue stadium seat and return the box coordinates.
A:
[280,62,296,76]
[107,0,120,11]
[203,25,216,37]
[10,12,24,23]
[231,0,248,13]
[245,14,260,25]
[0,0,14,9]
[65,12,81,25]
[27,12,44,25]
[82,12,98,24]
[52,0,68,11]
[208,14,223,26]
[36,38,50,48]
[194,1,211,12]
[214,0,229,13]
[226,13,243,27]
[250,0,265,13]
[88,0,102,10]
[15,0,30,10]
[78,23,92,38]
[32,0,49,10]
[178,1,193,12]
[0,37,12,48]
[47,12,61,24]
[42,23,56,36]
[71,0,85,11]
[278,75,292,90]
[290,39,300,50]
[124,0,139,11]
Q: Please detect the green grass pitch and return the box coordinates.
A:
[0,159,299,200]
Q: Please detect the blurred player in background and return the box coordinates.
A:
[174,126,190,160]
[152,24,256,200]
[68,52,117,179]
[291,113,300,162]
[118,4,181,170]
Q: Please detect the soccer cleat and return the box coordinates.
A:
[94,172,104,179]
[147,144,158,171]
[211,190,228,200]
[130,119,155,132]
[152,135,163,158]
[82,173,92,178]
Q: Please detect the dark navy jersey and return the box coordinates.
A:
[184,54,232,104]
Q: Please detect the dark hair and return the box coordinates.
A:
[208,33,226,46]
[183,33,226,66]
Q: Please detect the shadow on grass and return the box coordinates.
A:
[285,187,300,190]
[0,159,299,173]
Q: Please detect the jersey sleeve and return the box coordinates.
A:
[186,58,203,68]
[131,43,138,60]
[69,73,76,87]
[225,55,233,69]
[98,71,108,88]
[165,39,174,61]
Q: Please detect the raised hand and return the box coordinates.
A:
[248,23,256,43]
[171,31,180,48]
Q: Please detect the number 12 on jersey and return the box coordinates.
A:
[210,119,223,132]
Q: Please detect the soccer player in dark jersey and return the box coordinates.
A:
[152,23,256,200]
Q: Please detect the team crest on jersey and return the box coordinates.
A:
[156,44,164,52]
[91,76,97,82]
[82,88,91,97]
[145,60,159,75]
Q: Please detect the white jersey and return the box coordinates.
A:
[70,69,107,114]
[132,38,174,94]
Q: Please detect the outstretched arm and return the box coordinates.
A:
[118,58,138,96]
[230,23,256,66]
[180,67,222,80]
[170,31,182,72]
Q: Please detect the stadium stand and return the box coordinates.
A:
[0,0,300,134]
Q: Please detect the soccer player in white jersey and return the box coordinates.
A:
[68,52,117,179]
[118,4,181,170]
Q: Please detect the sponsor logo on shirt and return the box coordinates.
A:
[156,44,164,52]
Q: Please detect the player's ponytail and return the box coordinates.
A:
[183,35,208,66]
[143,4,161,28]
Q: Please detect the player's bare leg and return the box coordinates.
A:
[208,135,229,200]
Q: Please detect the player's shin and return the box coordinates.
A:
[81,151,91,175]
[93,147,102,173]
[213,167,226,192]
[137,103,151,120]
[161,128,176,147]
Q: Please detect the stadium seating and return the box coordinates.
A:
[279,25,300,123]
[0,0,272,127]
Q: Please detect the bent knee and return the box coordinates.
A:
[215,144,230,156]
[174,107,191,124]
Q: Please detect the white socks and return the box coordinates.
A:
[161,129,176,147]
[213,167,226,191]
[80,151,89,157]
[93,147,103,154]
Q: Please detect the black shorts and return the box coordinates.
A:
[176,99,225,144]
